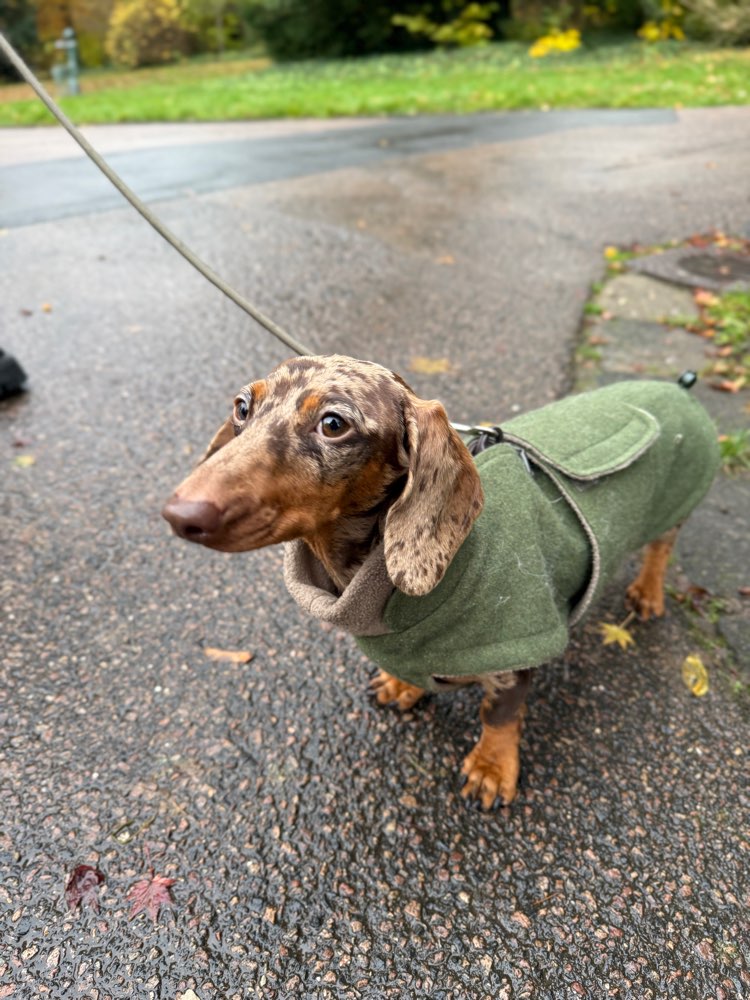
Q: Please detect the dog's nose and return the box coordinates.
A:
[162,495,223,542]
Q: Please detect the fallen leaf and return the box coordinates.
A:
[598,622,635,650]
[356,219,367,229]
[694,289,718,308]
[127,870,176,923]
[738,586,750,598]
[14,454,35,468]
[409,356,454,375]
[435,255,455,265]
[712,377,746,393]
[588,334,609,346]
[41,302,53,313]
[20,308,33,317]
[204,647,254,664]
[65,865,105,913]
[674,584,712,614]
[681,655,709,697]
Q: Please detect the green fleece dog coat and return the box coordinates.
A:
[284,380,719,691]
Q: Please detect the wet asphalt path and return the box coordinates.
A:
[1,109,749,998]
[1,110,677,228]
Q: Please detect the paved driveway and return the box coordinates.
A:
[1,109,748,998]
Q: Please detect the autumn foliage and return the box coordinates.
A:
[105,0,191,68]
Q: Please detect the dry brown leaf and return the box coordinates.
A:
[65,865,105,913]
[409,356,454,375]
[712,377,746,393]
[204,647,254,664]
[694,289,718,308]
[435,255,455,265]
[127,870,176,923]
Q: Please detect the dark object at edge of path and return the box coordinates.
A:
[0,348,27,398]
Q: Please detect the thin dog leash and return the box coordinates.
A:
[0,37,702,474]
[0,31,313,359]
[0,32,543,449]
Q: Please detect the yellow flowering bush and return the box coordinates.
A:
[392,3,497,48]
[638,1,686,41]
[529,28,581,58]
[106,0,192,68]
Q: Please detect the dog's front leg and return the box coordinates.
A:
[461,670,531,810]
[370,670,426,711]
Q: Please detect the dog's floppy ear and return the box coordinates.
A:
[384,397,483,596]
[198,418,234,464]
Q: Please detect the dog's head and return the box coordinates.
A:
[162,354,483,596]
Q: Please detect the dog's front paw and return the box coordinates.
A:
[626,579,665,620]
[369,670,425,711]
[460,720,521,811]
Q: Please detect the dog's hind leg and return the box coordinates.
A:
[461,670,531,810]
[626,526,680,620]
[370,670,426,711]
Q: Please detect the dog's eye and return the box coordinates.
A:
[233,393,251,425]
[318,413,350,439]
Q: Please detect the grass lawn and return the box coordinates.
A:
[1,40,748,126]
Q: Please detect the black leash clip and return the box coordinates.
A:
[451,423,504,457]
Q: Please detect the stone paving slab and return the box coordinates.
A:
[596,272,699,323]
[587,317,709,379]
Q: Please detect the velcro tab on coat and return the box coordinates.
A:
[502,397,660,481]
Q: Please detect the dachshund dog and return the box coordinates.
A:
[162,355,718,810]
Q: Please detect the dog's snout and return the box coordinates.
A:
[162,496,223,542]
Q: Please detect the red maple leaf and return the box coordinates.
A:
[126,869,176,923]
[65,865,105,912]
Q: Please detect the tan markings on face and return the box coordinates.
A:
[250,379,267,405]
[341,452,399,513]
[259,463,351,540]
[297,391,323,417]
